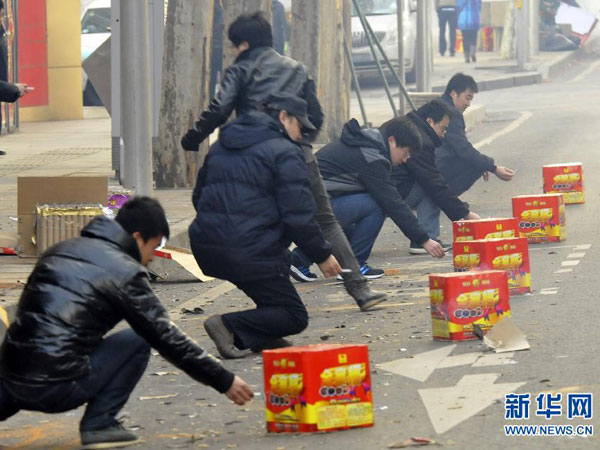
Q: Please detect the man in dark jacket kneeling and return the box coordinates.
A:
[0,198,253,449]
[189,93,341,360]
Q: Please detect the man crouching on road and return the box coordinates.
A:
[189,92,341,360]
[0,197,253,449]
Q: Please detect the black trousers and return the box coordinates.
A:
[438,8,457,56]
[222,275,309,350]
[0,329,150,431]
[462,29,478,61]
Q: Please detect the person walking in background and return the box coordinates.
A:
[0,80,32,156]
[436,0,457,57]
[273,0,290,55]
[457,0,481,63]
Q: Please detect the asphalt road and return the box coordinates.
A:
[2,42,600,449]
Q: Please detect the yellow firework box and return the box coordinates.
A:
[512,194,566,243]
[543,162,584,204]
[452,217,519,242]
[263,344,373,433]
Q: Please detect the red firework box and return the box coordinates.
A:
[512,194,566,243]
[429,271,510,341]
[453,217,519,242]
[543,162,584,204]
[453,237,531,294]
[263,344,373,433]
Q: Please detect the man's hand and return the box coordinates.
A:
[422,239,445,258]
[181,128,201,151]
[15,83,33,97]
[317,254,342,278]
[465,211,481,220]
[495,166,515,181]
[482,171,490,182]
[225,376,254,406]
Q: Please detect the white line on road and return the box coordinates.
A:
[554,268,573,274]
[561,260,580,266]
[567,252,586,259]
[540,288,559,295]
[528,243,592,252]
[474,111,533,149]
[570,60,600,84]
[575,244,592,250]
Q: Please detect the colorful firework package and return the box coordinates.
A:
[452,217,519,242]
[429,271,510,341]
[453,237,531,294]
[542,162,584,204]
[263,344,373,433]
[512,194,566,243]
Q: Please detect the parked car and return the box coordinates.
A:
[81,0,111,105]
[351,0,417,82]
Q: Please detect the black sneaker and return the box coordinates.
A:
[409,239,452,255]
[359,263,384,279]
[81,423,142,449]
[0,150,6,156]
[290,263,318,282]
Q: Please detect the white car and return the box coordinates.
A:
[351,0,417,81]
[81,0,111,105]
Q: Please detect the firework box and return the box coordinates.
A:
[453,217,519,242]
[512,194,566,243]
[263,344,373,433]
[429,271,510,341]
[542,162,584,204]
[453,238,531,294]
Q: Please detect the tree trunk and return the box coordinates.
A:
[221,0,273,69]
[154,0,214,188]
[291,0,350,144]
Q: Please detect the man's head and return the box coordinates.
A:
[228,12,273,57]
[380,117,422,166]
[115,197,170,266]
[264,92,316,142]
[444,73,478,113]
[416,99,451,138]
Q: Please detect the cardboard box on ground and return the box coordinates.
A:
[17,177,108,256]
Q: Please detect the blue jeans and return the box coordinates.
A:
[312,193,386,265]
[404,182,440,241]
[1,329,150,431]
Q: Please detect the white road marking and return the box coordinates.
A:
[528,243,592,252]
[574,244,592,250]
[554,268,573,274]
[561,260,580,266]
[474,111,533,149]
[570,59,600,83]
[419,374,526,434]
[567,252,586,259]
[540,288,559,295]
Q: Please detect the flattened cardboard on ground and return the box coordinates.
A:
[483,316,530,353]
[153,245,213,282]
[17,177,108,256]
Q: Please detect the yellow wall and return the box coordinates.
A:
[20,0,83,121]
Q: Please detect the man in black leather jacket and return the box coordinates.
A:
[181,12,387,311]
[0,198,253,449]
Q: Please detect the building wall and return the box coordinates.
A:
[19,0,83,121]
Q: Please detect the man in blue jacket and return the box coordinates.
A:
[189,93,341,360]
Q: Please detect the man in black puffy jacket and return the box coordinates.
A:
[182,12,386,311]
[392,99,481,254]
[190,93,341,360]
[0,198,253,449]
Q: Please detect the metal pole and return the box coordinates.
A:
[416,0,431,91]
[120,0,154,195]
[111,0,121,177]
[358,5,417,111]
[352,0,398,117]
[515,0,529,70]
[397,0,406,114]
[344,39,368,126]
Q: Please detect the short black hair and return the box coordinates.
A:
[0,1,4,10]
[416,99,452,123]
[380,117,422,153]
[116,197,170,242]
[444,73,479,96]
[228,12,273,49]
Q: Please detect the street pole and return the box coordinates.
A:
[530,0,539,57]
[120,0,154,195]
[111,0,121,179]
[515,0,530,70]
[397,0,406,115]
[416,0,431,91]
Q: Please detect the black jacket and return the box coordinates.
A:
[435,94,496,180]
[0,217,234,393]
[193,46,323,143]
[0,81,20,103]
[189,111,331,282]
[392,111,470,221]
[317,119,430,246]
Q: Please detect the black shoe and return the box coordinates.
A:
[204,315,249,359]
[251,337,293,353]
[351,285,388,311]
[359,263,384,279]
[409,239,452,255]
[81,424,142,449]
[471,53,477,63]
[0,150,6,156]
